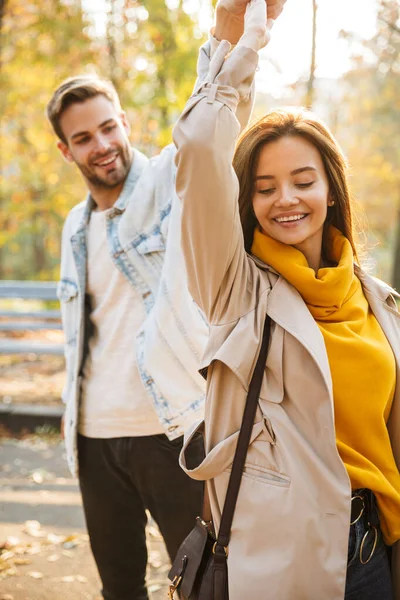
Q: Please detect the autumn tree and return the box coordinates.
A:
[1,0,204,280]
[90,0,205,154]
[1,0,97,279]
[338,0,400,285]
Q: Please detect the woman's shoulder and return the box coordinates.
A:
[356,265,400,308]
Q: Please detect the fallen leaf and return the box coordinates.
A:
[0,552,14,562]
[47,554,60,562]
[59,575,75,582]
[13,558,32,566]
[26,544,42,555]
[5,537,20,548]
[23,521,46,539]
[27,571,44,579]
[31,472,44,484]
[47,533,64,545]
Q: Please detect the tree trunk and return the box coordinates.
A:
[306,0,317,109]
[106,0,121,93]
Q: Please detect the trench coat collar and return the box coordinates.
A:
[250,255,400,403]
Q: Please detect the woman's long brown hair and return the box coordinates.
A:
[233,108,359,262]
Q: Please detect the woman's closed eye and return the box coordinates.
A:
[259,187,276,195]
[295,181,315,189]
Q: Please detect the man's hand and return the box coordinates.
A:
[237,0,274,52]
[218,0,285,20]
[214,0,286,44]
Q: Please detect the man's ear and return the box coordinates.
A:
[120,111,131,136]
[57,140,75,163]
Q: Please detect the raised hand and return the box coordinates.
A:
[218,0,285,20]
[215,0,285,44]
[237,0,274,52]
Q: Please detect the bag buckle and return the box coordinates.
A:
[360,525,378,564]
[212,542,229,557]
[168,574,182,599]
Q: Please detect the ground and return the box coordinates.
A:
[0,340,171,600]
[0,435,171,600]
[0,328,65,406]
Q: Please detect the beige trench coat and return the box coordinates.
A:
[173,42,400,599]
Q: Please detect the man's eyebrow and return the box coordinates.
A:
[255,166,317,180]
[71,119,116,141]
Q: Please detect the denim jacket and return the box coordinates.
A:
[57,38,254,476]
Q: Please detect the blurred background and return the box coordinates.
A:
[0,0,399,284]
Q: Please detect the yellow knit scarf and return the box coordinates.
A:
[251,225,400,545]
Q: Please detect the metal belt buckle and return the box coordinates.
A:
[360,525,378,564]
[350,494,365,525]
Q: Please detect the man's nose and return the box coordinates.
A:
[93,134,110,153]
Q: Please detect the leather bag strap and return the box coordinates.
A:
[215,316,271,550]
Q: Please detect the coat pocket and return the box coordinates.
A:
[227,463,290,488]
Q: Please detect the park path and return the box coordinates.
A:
[0,436,170,600]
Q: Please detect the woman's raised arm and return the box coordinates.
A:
[173,0,273,324]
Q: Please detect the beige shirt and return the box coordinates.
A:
[79,208,164,438]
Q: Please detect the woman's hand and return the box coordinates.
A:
[215,0,284,44]
[237,0,274,52]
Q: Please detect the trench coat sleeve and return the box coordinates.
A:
[194,35,255,134]
[173,43,260,324]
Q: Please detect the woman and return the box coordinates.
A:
[172,1,400,598]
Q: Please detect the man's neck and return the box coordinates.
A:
[88,180,126,211]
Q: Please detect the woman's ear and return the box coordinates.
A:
[328,195,335,207]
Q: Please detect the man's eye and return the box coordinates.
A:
[104,125,116,133]
[76,137,89,145]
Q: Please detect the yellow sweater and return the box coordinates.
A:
[252,226,400,544]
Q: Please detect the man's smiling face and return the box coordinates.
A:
[58,94,133,192]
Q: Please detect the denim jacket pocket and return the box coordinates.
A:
[57,279,78,303]
[57,278,79,347]
[134,231,165,255]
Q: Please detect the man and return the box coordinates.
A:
[47,1,286,599]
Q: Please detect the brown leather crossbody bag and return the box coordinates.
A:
[168,316,272,599]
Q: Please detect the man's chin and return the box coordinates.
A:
[87,169,128,190]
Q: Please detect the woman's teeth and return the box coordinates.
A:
[275,214,306,223]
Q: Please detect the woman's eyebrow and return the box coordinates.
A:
[255,166,316,180]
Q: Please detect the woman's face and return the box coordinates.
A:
[252,135,333,268]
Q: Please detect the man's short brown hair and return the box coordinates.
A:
[47,75,121,144]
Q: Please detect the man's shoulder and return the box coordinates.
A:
[148,143,177,173]
[63,200,86,231]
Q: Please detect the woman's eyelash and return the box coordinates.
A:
[296,182,314,188]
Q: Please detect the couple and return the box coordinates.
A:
[48,0,400,598]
